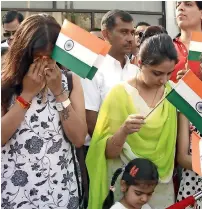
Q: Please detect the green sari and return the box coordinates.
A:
[86,83,177,209]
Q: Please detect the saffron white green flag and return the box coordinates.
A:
[52,19,111,80]
[166,70,202,133]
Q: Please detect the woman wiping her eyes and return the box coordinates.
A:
[1,14,87,209]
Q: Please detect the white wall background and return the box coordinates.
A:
[165,1,179,38]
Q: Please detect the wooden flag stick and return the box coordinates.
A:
[145,87,174,119]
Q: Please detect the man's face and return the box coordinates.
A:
[134,25,149,48]
[3,18,20,46]
[106,17,135,55]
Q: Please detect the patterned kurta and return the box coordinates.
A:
[177,126,202,209]
[1,73,81,209]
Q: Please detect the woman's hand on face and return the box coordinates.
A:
[121,114,145,135]
[21,58,48,101]
[44,60,62,96]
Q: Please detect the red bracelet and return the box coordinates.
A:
[16,96,31,109]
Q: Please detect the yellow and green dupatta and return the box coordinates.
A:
[86,83,177,209]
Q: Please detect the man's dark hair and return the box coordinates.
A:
[136,21,150,28]
[101,10,133,30]
[2,10,24,25]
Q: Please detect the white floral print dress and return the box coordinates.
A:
[177,126,202,209]
[1,72,81,209]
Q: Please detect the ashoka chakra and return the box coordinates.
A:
[64,40,74,51]
[196,102,202,114]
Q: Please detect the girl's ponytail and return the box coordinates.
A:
[102,168,123,209]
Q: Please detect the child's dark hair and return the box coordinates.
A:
[102,158,159,209]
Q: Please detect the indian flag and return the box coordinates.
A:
[166,70,202,133]
[188,31,202,78]
[52,19,111,80]
[192,132,202,176]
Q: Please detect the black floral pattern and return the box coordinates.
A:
[31,163,40,171]
[8,141,23,157]
[1,197,16,209]
[24,136,44,154]
[41,122,49,129]
[30,114,38,123]
[41,195,49,202]
[30,188,38,196]
[67,196,79,209]
[61,171,73,186]
[1,72,81,209]
[57,154,69,170]
[11,170,28,187]
[4,164,8,169]
[1,181,7,193]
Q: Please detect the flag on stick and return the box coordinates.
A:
[188,31,202,78]
[166,70,202,133]
[52,19,111,80]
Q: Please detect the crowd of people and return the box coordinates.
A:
[1,1,202,209]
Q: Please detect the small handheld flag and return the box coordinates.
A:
[166,70,202,133]
[52,19,111,80]
[188,31,202,78]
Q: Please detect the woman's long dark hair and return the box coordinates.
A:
[1,13,61,110]
[102,158,159,209]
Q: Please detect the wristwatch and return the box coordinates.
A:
[56,98,71,112]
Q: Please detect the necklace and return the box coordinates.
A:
[135,72,160,108]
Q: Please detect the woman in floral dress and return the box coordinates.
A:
[1,14,87,209]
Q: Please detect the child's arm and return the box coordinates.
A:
[176,113,192,170]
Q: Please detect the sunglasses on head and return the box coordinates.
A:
[3,31,16,38]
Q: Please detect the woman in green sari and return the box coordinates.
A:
[86,34,178,209]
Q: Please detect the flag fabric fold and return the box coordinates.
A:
[188,31,202,78]
[166,70,202,133]
[52,19,111,80]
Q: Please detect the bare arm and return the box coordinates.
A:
[105,125,128,159]
[105,115,145,159]
[57,74,87,148]
[86,110,98,137]
[1,93,30,146]
[177,113,192,170]
[1,59,48,146]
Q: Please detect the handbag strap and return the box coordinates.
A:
[63,69,83,208]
